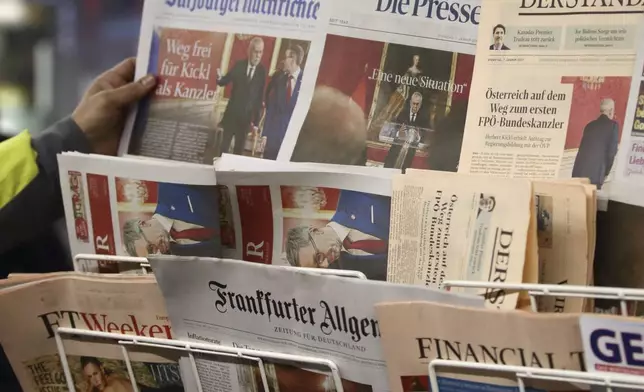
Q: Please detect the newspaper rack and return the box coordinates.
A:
[54,327,345,392]
[52,256,644,391]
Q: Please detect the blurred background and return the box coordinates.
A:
[0,0,144,136]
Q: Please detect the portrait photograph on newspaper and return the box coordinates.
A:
[291,36,473,171]
[58,154,221,273]
[127,26,312,164]
[64,349,185,392]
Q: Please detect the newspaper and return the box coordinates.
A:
[611,26,644,207]
[0,274,187,392]
[533,180,592,313]
[580,314,644,376]
[386,169,534,309]
[148,255,484,392]
[118,0,329,164]
[58,153,220,273]
[215,153,399,177]
[375,301,586,392]
[282,0,481,170]
[215,165,395,280]
[457,0,644,196]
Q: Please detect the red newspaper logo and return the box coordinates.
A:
[237,186,273,264]
[68,171,89,243]
[87,174,119,273]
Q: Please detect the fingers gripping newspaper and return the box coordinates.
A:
[118,0,329,165]
[0,274,187,392]
[58,153,221,273]
[457,0,644,197]
[375,301,586,392]
[215,164,396,281]
[281,0,481,171]
[386,169,534,309]
[148,256,484,392]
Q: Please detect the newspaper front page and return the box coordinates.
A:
[119,0,329,164]
[611,26,644,207]
[58,153,220,273]
[457,0,643,196]
[375,301,586,392]
[533,180,591,313]
[0,274,186,392]
[215,166,395,280]
[149,256,484,392]
[281,0,480,170]
[386,170,533,309]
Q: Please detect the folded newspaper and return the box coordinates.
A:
[58,153,221,272]
[386,169,534,309]
[533,180,594,313]
[457,0,644,200]
[215,162,395,280]
[148,256,484,391]
[119,0,329,164]
[119,0,481,173]
[0,273,186,392]
[375,301,586,392]
[285,0,481,169]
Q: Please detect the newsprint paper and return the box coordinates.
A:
[533,180,592,313]
[458,0,644,195]
[0,274,186,392]
[58,153,220,273]
[148,256,484,392]
[375,301,585,392]
[118,0,329,164]
[386,169,533,309]
[282,0,480,171]
[215,165,395,280]
[610,25,644,207]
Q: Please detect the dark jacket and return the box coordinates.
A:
[0,117,91,391]
[572,114,619,189]
[217,59,267,128]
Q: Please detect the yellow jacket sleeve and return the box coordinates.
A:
[0,131,39,210]
[0,117,91,254]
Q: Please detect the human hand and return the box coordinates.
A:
[72,58,157,155]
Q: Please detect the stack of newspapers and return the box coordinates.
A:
[3,0,644,390]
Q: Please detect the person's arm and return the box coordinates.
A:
[216,62,237,87]
[0,119,91,254]
[0,58,156,255]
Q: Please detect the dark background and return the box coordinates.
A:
[0,0,144,136]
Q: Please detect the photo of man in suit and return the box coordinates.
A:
[489,24,510,50]
[572,98,619,189]
[263,44,305,160]
[216,37,267,155]
[284,190,391,280]
[122,183,220,257]
[383,92,430,170]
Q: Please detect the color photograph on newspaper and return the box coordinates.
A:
[228,361,373,392]
[114,177,220,258]
[67,355,184,392]
[234,185,391,281]
[128,26,311,164]
[559,76,631,190]
[290,34,473,172]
